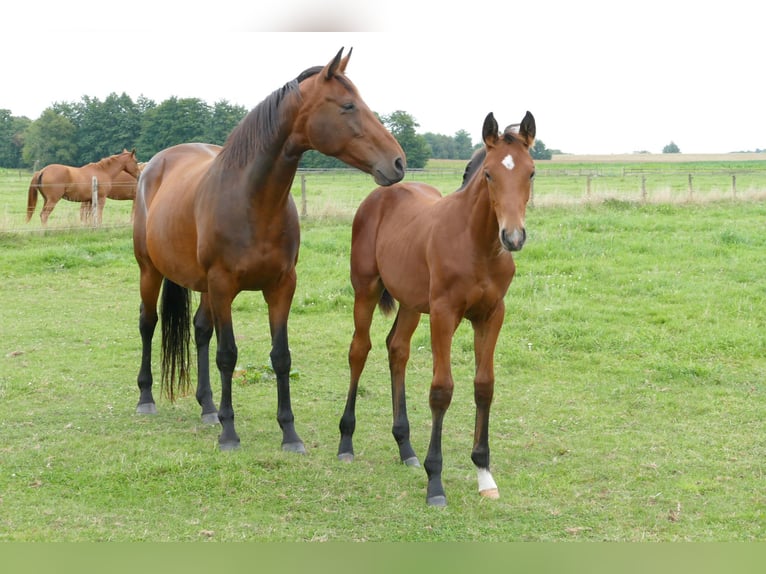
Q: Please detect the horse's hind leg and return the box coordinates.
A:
[136,266,163,414]
[40,196,60,225]
[338,282,380,462]
[193,294,219,424]
[386,307,421,467]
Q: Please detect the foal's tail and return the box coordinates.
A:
[160,278,192,402]
[26,170,43,222]
[378,287,397,316]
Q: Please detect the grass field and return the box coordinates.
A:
[1,167,765,541]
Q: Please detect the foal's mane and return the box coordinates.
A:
[218,66,324,169]
[458,125,522,190]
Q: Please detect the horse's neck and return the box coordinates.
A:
[461,176,499,249]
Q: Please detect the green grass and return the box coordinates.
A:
[1,196,765,541]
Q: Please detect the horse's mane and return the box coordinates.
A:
[458,147,486,190]
[218,66,324,169]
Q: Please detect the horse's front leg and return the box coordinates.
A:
[386,307,422,467]
[209,285,240,450]
[470,304,505,500]
[423,307,460,507]
[264,272,305,454]
[193,294,218,424]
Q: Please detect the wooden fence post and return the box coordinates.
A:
[688,173,693,200]
[91,176,99,227]
[586,175,592,201]
[641,175,647,202]
[301,174,307,217]
[529,178,535,208]
[731,174,737,199]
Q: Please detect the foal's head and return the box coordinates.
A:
[480,111,536,252]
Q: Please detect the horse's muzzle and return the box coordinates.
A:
[374,157,406,186]
[500,227,526,252]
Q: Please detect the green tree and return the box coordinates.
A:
[382,110,430,168]
[74,93,142,164]
[137,97,211,160]
[453,129,474,160]
[207,100,248,145]
[531,139,553,160]
[662,141,680,153]
[0,110,32,168]
[22,109,78,168]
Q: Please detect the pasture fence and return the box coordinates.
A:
[3,164,766,233]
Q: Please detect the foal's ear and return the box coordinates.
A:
[482,112,500,146]
[325,47,345,80]
[520,111,536,146]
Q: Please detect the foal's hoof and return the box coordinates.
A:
[201,412,219,425]
[337,452,354,463]
[136,403,157,415]
[480,488,500,500]
[427,495,447,507]
[282,441,307,455]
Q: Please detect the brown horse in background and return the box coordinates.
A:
[133,48,405,453]
[27,149,140,225]
[79,163,145,222]
[338,111,535,506]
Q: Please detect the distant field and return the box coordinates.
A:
[3,153,766,231]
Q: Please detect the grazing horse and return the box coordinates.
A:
[337,111,536,506]
[26,149,140,225]
[133,48,405,453]
[80,163,145,222]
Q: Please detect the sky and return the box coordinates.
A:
[3,1,763,155]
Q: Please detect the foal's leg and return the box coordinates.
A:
[193,293,218,424]
[136,265,163,414]
[386,307,422,467]
[470,304,505,499]
[423,307,461,507]
[264,273,305,454]
[338,284,379,462]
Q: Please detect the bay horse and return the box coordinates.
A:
[133,48,405,453]
[26,149,140,225]
[337,111,535,506]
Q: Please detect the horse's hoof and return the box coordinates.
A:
[201,412,219,425]
[218,439,240,451]
[282,441,307,454]
[402,456,421,468]
[337,452,354,463]
[427,495,447,507]
[136,403,157,415]
[480,488,500,499]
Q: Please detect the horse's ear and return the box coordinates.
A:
[339,47,353,74]
[482,112,499,146]
[325,47,345,80]
[519,111,536,146]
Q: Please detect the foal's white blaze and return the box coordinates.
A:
[502,154,515,171]
[477,467,499,498]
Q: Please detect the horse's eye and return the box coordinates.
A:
[341,102,356,112]
[530,171,536,181]
[484,170,492,181]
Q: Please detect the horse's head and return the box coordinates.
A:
[294,48,406,186]
[481,111,536,252]
[120,148,141,179]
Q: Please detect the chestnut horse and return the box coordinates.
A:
[133,48,405,453]
[26,149,140,225]
[337,111,535,506]
[79,164,145,222]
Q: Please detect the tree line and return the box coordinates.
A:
[0,92,554,171]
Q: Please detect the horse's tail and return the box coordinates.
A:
[378,287,397,316]
[160,278,192,402]
[26,170,43,222]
